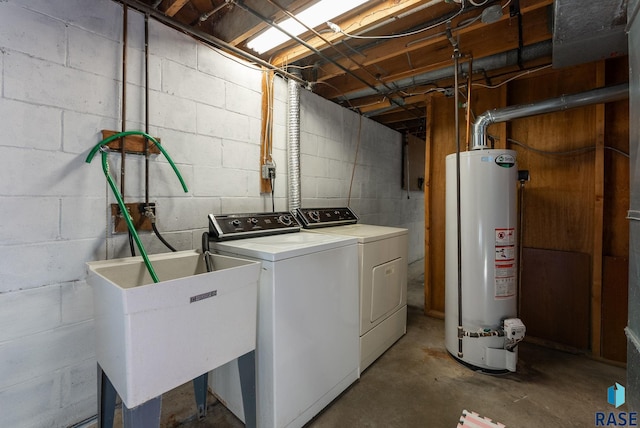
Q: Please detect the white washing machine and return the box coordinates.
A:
[207,212,359,428]
[295,208,408,372]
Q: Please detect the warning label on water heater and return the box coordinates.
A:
[495,246,515,261]
[495,272,516,298]
[495,228,515,245]
[495,228,516,298]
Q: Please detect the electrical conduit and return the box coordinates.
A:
[86,131,189,283]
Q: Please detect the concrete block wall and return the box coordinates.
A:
[300,90,425,262]
[0,1,423,426]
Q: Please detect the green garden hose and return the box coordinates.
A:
[85,130,188,192]
[86,131,189,283]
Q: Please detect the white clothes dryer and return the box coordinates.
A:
[295,208,408,372]
[207,212,359,428]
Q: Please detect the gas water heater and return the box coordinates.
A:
[445,149,526,372]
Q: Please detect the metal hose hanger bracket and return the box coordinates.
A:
[86,130,190,283]
[86,130,189,193]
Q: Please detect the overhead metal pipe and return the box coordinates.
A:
[471,83,629,150]
[200,1,231,22]
[345,40,552,101]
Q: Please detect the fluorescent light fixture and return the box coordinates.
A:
[247,0,369,54]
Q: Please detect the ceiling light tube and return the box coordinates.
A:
[247,0,369,54]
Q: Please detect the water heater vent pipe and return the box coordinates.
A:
[471,83,629,150]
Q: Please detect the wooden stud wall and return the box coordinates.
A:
[423,94,451,317]
[603,57,630,362]
[604,57,631,260]
[423,59,630,361]
[403,134,426,191]
[508,64,599,255]
[424,87,505,317]
[260,70,275,194]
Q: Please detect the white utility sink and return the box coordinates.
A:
[87,250,260,409]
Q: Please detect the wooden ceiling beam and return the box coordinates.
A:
[146,0,554,137]
[165,0,190,17]
[313,0,552,82]
[314,6,551,99]
[190,0,214,13]
[314,9,484,81]
[375,12,551,86]
[378,109,425,121]
[270,0,443,67]
[212,0,303,47]
[357,98,392,113]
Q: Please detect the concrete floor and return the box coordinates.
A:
[102,260,627,427]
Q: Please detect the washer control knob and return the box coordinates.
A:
[249,217,259,225]
[231,219,241,227]
[309,211,320,222]
[279,215,292,226]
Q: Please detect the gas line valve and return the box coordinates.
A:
[503,318,526,351]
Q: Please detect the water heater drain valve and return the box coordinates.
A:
[503,318,526,351]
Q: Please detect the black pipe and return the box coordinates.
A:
[202,232,213,272]
[128,232,136,257]
[122,5,136,258]
[121,4,127,198]
[271,178,275,212]
[517,170,530,318]
[511,0,524,70]
[152,222,177,252]
[144,13,150,205]
[142,13,177,254]
[452,43,464,359]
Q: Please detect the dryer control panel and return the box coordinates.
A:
[209,212,300,240]
[295,207,358,229]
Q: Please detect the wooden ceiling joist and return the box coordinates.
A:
[164,0,190,17]
[270,0,440,66]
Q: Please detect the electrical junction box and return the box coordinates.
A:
[261,161,276,180]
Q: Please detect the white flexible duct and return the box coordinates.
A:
[287,72,302,210]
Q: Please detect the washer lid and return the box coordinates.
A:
[305,224,408,243]
[212,231,357,261]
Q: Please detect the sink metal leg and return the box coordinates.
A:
[193,373,209,420]
[238,350,257,428]
[97,363,162,428]
[122,396,162,428]
[97,364,117,428]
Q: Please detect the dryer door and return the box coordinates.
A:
[360,235,408,336]
[369,258,404,323]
